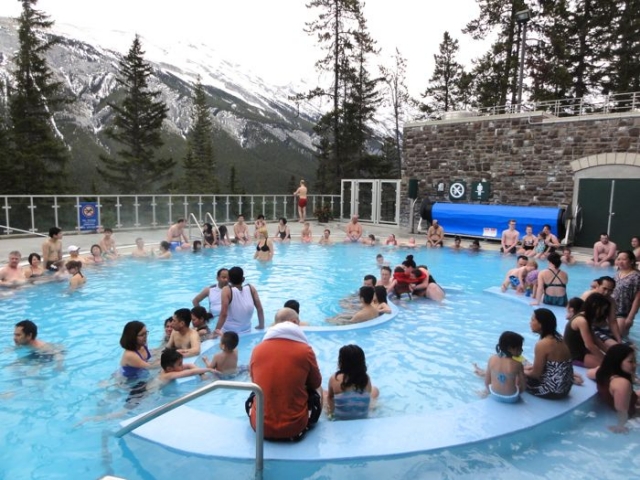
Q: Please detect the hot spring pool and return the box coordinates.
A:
[1,242,638,479]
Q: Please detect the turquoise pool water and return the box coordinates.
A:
[1,243,638,479]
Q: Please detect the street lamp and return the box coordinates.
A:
[515,9,531,112]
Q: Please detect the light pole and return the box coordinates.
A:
[515,9,531,112]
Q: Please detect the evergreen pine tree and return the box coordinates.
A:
[9,0,70,194]
[0,78,14,194]
[98,35,174,193]
[421,32,464,117]
[228,165,238,194]
[182,80,217,193]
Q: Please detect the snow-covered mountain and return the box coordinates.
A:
[0,17,328,192]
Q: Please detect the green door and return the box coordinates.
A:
[575,179,640,248]
[610,180,640,248]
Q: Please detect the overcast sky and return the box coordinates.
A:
[0,0,490,97]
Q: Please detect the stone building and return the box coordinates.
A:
[403,111,640,247]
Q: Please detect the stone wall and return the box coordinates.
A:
[402,112,640,225]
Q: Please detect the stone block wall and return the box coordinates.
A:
[402,112,640,225]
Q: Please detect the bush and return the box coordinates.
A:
[314,204,334,223]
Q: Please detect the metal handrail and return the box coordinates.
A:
[188,212,204,242]
[0,224,48,237]
[115,380,264,472]
[205,212,221,240]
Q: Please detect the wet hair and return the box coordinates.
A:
[359,286,375,304]
[279,217,287,225]
[580,293,610,325]
[15,319,37,339]
[381,265,392,275]
[228,266,244,285]
[28,252,41,264]
[533,308,559,339]
[221,331,239,351]
[376,254,383,260]
[192,240,202,251]
[218,225,228,238]
[217,267,229,278]
[159,241,170,251]
[616,250,637,268]
[48,227,61,238]
[567,297,584,315]
[597,276,616,288]
[496,331,524,357]
[547,252,562,269]
[336,344,370,393]
[191,306,212,323]
[402,255,417,269]
[120,321,146,351]
[65,260,82,271]
[596,343,635,385]
[161,348,183,371]
[363,274,377,286]
[284,299,300,314]
[374,285,388,305]
[173,308,192,327]
[368,234,375,241]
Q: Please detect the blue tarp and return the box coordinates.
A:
[430,203,564,238]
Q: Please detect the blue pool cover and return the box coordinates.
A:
[430,203,565,238]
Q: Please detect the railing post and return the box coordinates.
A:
[225,196,230,223]
[151,196,157,227]
[183,196,189,222]
[261,196,266,218]
[249,195,255,219]
[115,196,122,228]
[168,195,174,226]
[53,196,60,228]
[134,196,141,227]
[2,196,11,234]
[75,196,81,232]
[28,196,37,233]
[197,196,203,223]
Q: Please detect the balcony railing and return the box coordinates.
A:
[0,194,341,235]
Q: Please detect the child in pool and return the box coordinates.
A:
[501,263,535,293]
[159,348,216,383]
[326,344,379,419]
[203,331,239,375]
[523,259,539,297]
[474,331,526,402]
[534,232,548,259]
[300,222,313,243]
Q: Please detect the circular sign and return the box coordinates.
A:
[82,205,96,217]
[449,182,466,200]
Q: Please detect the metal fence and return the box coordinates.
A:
[0,194,341,235]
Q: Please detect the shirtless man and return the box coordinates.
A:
[42,227,63,270]
[345,215,363,242]
[0,251,27,286]
[379,266,394,293]
[166,219,191,251]
[14,319,47,349]
[541,224,561,254]
[588,233,617,267]
[293,179,308,223]
[131,238,150,258]
[233,214,250,245]
[426,219,444,247]
[319,229,332,245]
[166,308,201,357]
[349,286,379,323]
[99,228,118,258]
[500,220,520,254]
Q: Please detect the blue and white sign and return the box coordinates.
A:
[79,202,99,231]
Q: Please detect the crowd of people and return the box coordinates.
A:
[6,216,640,439]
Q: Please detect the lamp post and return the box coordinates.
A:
[515,9,531,112]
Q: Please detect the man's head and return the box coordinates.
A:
[14,320,37,346]
[596,276,616,296]
[359,286,375,305]
[323,229,330,237]
[216,268,230,287]
[67,245,80,257]
[172,308,192,330]
[284,299,300,314]
[161,348,184,372]
[600,232,610,244]
[237,214,245,223]
[48,227,62,239]
[380,266,392,284]
[103,228,113,236]
[432,219,439,226]
[220,331,239,352]
[274,307,300,325]
[7,251,21,268]
[351,215,358,224]
[228,266,244,285]
[508,219,516,229]
[176,218,185,226]
[517,255,529,267]
[363,274,377,287]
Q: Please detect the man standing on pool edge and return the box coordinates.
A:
[248,308,322,441]
[501,220,520,254]
[293,179,308,223]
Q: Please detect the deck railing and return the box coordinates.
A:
[0,194,341,236]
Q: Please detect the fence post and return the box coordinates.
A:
[134,196,140,227]
[28,196,36,233]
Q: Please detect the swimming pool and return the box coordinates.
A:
[1,243,638,479]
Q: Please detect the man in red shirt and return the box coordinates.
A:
[248,307,322,441]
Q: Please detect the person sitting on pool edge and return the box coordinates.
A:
[247,307,322,441]
[203,331,239,375]
[474,331,526,403]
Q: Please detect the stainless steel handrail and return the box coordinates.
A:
[0,224,48,237]
[115,380,264,472]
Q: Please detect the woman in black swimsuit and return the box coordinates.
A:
[202,223,216,248]
[275,217,291,242]
[254,227,273,261]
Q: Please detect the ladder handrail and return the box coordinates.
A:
[188,213,205,242]
[0,224,48,237]
[205,212,221,240]
[115,380,264,472]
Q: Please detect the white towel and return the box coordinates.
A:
[262,322,308,344]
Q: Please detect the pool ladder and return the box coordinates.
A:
[115,380,265,475]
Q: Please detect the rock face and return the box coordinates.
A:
[402,112,640,222]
